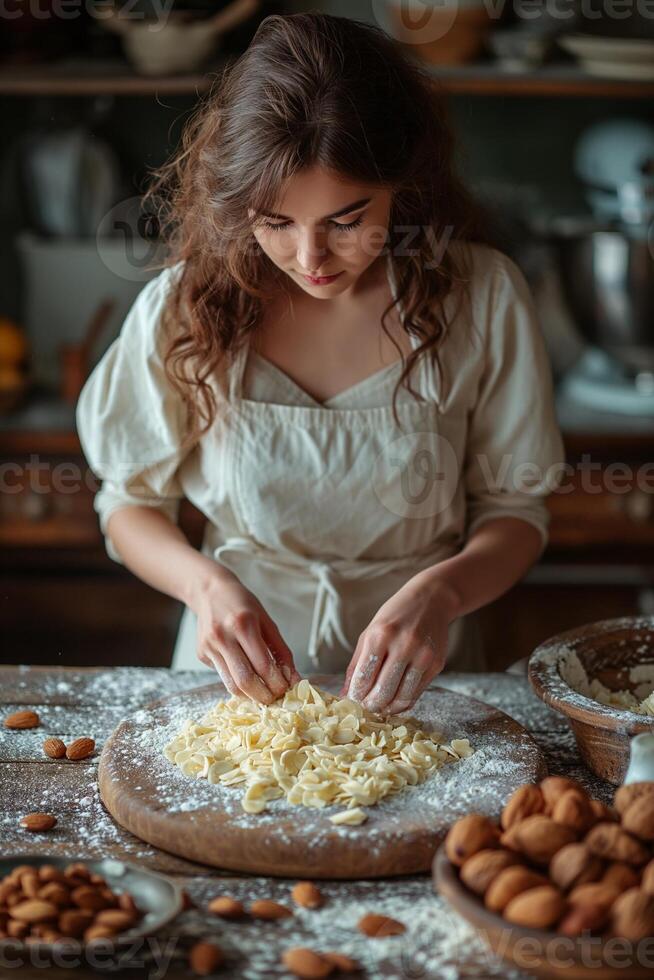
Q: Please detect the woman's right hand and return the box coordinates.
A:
[190,564,302,703]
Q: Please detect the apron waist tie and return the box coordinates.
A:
[212,536,455,667]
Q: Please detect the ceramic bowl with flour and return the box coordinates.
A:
[528,616,654,784]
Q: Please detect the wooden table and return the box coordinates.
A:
[0,666,613,979]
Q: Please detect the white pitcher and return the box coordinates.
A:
[624,732,654,784]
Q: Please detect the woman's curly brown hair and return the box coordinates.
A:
[144,11,498,446]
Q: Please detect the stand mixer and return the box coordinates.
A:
[547,119,654,417]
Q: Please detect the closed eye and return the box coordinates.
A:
[262,215,365,233]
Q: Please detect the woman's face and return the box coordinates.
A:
[249,166,393,299]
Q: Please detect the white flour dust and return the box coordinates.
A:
[101,682,541,858]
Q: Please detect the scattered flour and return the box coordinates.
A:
[100,679,541,864]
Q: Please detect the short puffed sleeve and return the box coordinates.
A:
[462,251,566,553]
[76,264,188,564]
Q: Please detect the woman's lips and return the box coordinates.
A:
[302,272,342,286]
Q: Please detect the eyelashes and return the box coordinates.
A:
[262,216,364,234]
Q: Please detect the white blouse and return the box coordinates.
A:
[76,242,565,674]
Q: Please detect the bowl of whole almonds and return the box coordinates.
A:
[528,616,654,784]
[434,776,654,979]
[0,857,183,962]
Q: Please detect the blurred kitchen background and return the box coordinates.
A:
[0,0,653,669]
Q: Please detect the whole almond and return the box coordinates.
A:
[568,881,621,910]
[585,822,650,866]
[323,951,360,972]
[460,849,522,896]
[603,862,641,892]
[504,885,567,929]
[20,813,57,832]
[3,710,40,730]
[558,902,608,936]
[614,782,654,816]
[0,880,17,902]
[65,737,95,761]
[64,863,92,880]
[540,777,584,813]
[84,924,116,943]
[37,883,69,906]
[444,814,498,867]
[250,899,293,920]
[501,784,544,830]
[502,814,577,865]
[552,790,595,834]
[21,873,40,898]
[38,865,65,884]
[58,909,94,937]
[611,887,654,941]
[189,941,224,976]
[485,867,548,914]
[71,886,110,911]
[642,860,654,896]
[9,899,58,924]
[549,843,604,892]
[43,738,66,759]
[94,909,136,931]
[292,881,323,909]
[208,896,244,919]
[8,864,35,880]
[622,796,654,842]
[282,947,334,979]
[357,913,405,937]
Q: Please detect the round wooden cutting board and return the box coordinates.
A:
[98,675,546,879]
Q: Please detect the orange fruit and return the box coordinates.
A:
[0,365,24,390]
[0,318,28,366]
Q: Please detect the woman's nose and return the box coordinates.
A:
[296,227,329,274]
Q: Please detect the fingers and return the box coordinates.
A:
[206,650,241,697]
[385,664,426,715]
[346,633,386,703]
[261,618,302,687]
[385,641,447,715]
[352,625,447,714]
[212,633,276,704]
[339,643,363,698]
[230,615,289,698]
[361,656,408,713]
[196,644,240,696]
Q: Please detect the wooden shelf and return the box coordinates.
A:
[0,57,228,96]
[426,62,654,98]
[0,57,651,98]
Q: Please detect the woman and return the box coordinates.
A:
[77,13,565,715]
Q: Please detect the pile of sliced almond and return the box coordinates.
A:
[444,777,654,940]
[0,861,143,946]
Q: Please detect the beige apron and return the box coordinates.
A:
[171,270,485,676]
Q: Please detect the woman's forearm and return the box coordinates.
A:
[413,516,544,623]
[106,506,230,611]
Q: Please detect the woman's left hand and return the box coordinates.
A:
[339,574,459,715]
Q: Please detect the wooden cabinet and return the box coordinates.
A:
[0,426,652,669]
[0,430,206,667]
[477,432,654,668]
